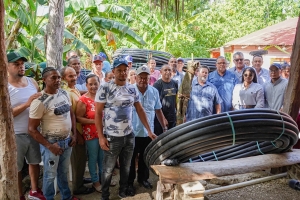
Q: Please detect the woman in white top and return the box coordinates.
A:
[232,67,264,110]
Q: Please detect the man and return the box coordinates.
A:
[169,57,184,88]
[88,54,105,81]
[264,63,288,110]
[28,67,79,200]
[66,50,78,61]
[186,65,222,122]
[153,64,178,135]
[127,66,167,196]
[61,67,94,195]
[7,52,45,200]
[208,56,238,112]
[243,59,250,67]
[177,57,185,75]
[252,55,270,84]
[99,52,112,74]
[67,56,87,92]
[94,57,156,200]
[228,52,248,83]
[124,55,133,70]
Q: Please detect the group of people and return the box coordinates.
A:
[8,49,290,200]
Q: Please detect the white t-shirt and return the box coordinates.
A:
[95,81,139,137]
[29,89,72,138]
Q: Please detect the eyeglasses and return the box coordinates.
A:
[217,62,226,65]
[269,69,279,73]
[235,59,244,62]
[243,74,253,77]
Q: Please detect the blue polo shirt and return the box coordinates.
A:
[172,71,184,89]
[132,85,162,137]
[186,79,222,122]
[208,70,238,112]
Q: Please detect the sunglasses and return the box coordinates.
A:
[235,59,244,62]
[243,73,253,77]
[217,62,226,65]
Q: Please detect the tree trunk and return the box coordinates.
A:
[46,0,65,70]
[282,17,300,120]
[0,0,18,199]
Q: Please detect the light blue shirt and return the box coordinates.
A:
[228,65,247,83]
[172,71,184,89]
[256,68,270,85]
[132,85,162,137]
[186,79,222,122]
[208,70,238,112]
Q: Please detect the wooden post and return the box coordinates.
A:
[283,16,300,120]
[0,0,18,198]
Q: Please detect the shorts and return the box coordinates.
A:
[16,134,42,171]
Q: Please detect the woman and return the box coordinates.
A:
[232,67,264,110]
[76,74,103,192]
[128,69,136,84]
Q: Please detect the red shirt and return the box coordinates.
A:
[79,95,98,140]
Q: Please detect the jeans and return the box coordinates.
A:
[86,138,103,183]
[101,132,135,199]
[128,137,152,184]
[40,138,72,200]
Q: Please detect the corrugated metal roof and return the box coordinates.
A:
[225,17,298,46]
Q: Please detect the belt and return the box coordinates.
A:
[45,135,69,141]
[239,105,256,109]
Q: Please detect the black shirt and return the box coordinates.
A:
[153,79,178,121]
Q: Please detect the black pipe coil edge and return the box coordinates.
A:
[112,48,217,71]
[144,109,299,171]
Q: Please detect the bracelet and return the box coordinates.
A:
[163,127,168,130]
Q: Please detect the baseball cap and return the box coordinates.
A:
[7,52,28,63]
[124,55,133,63]
[112,57,128,68]
[136,65,150,75]
[93,55,105,62]
[177,57,184,62]
[270,63,281,70]
[98,52,107,59]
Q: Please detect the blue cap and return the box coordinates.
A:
[112,57,128,68]
[124,55,133,63]
[98,52,107,59]
[270,63,281,69]
[177,57,184,62]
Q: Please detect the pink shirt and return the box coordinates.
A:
[151,70,160,80]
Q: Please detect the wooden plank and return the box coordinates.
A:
[283,17,300,120]
[151,149,300,184]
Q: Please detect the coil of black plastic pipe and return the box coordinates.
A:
[144,109,299,170]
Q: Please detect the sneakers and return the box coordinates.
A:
[28,189,46,200]
[126,184,135,196]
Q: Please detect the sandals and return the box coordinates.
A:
[93,184,102,193]
[110,180,117,187]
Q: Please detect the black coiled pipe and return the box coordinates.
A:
[144,109,299,170]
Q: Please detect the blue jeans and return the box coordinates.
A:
[101,132,135,199]
[86,138,103,183]
[40,138,72,200]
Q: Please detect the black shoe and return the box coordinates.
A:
[126,184,135,196]
[138,180,153,189]
[289,179,300,190]
[83,177,92,184]
[118,190,127,199]
[73,186,95,195]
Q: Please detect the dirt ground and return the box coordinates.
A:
[24,168,300,200]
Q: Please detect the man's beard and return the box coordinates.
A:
[18,73,24,77]
[200,76,207,81]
